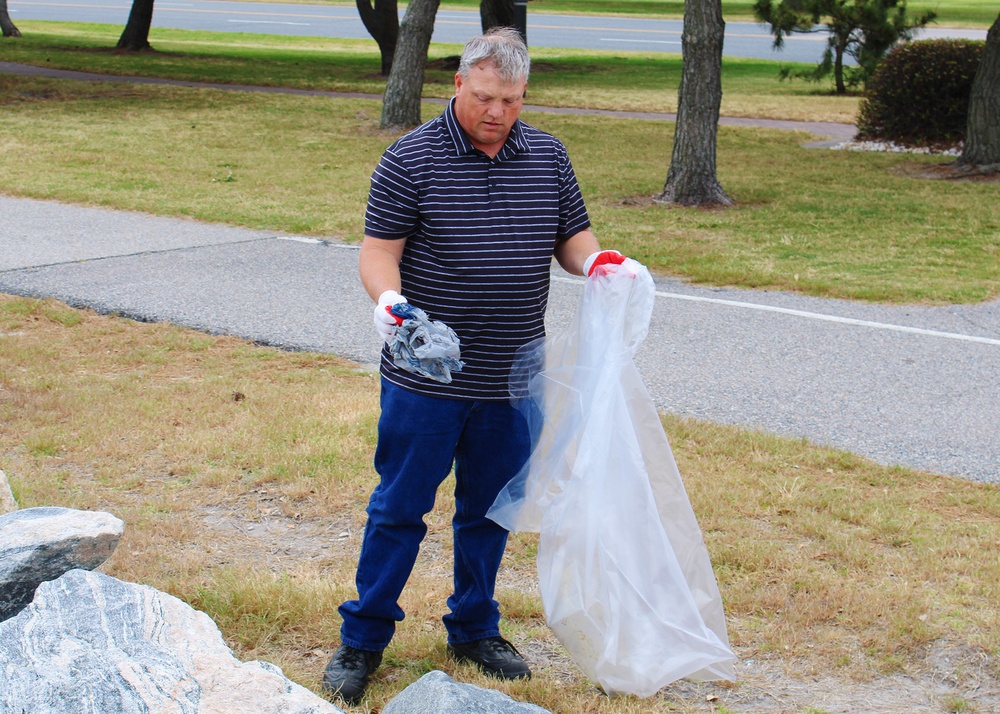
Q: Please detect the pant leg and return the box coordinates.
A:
[339,380,469,651]
[444,399,532,643]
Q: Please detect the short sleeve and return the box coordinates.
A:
[556,145,591,241]
[364,150,419,240]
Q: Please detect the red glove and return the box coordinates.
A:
[583,250,626,277]
[374,290,407,343]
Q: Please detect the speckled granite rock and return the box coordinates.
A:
[0,506,123,621]
[382,670,551,714]
[0,569,344,714]
[0,470,16,514]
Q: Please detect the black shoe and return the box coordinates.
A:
[447,636,531,680]
[321,644,383,705]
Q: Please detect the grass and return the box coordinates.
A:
[2,294,998,712]
[1,18,999,713]
[4,22,862,121]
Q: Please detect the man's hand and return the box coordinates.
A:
[583,250,627,277]
[375,290,407,343]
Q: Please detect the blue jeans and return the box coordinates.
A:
[338,379,531,652]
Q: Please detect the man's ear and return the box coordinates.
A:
[454,73,464,95]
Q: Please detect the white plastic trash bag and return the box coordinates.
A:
[489,259,736,696]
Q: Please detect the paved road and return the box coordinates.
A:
[10,0,988,63]
[2,194,997,484]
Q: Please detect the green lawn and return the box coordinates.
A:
[1,22,863,120]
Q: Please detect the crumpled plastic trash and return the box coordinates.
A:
[387,302,464,384]
[488,259,736,697]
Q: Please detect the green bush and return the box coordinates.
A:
[856,39,984,146]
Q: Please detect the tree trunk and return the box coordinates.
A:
[357,0,399,76]
[1,0,22,37]
[959,12,1000,169]
[833,39,847,95]
[656,0,733,207]
[380,0,440,129]
[480,0,515,32]
[117,0,155,51]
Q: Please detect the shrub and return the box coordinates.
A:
[856,39,984,146]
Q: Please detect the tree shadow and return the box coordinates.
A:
[894,162,1000,182]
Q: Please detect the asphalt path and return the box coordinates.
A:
[9,0,988,64]
[2,193,998,485]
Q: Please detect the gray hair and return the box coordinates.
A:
[458,28,531,84]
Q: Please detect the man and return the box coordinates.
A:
[322,27,628,705]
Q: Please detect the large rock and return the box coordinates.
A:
[0,470,16,514]
[0,569,344,714]
[0,503,547,713]
[0,506,124,621]
[382,670,551,714]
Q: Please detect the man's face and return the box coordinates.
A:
[453,61,527,157]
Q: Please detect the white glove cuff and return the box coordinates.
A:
[377,290,407,310]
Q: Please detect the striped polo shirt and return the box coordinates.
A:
[365,99,591,399]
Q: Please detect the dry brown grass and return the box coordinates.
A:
[2,294,998,713]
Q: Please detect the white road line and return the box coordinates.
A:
[283,242,998,348]
[550,275,1000,346]
[227,20,312,26]
[600,38,682,45]
[660,292,1000,346]
[276,236,325,244]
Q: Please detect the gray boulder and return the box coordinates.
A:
[0,569,344,714]
[0,501,548,713]
[0,506,124,621]
[382,670,551,714]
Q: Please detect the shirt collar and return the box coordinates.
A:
[443,98,531,160]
